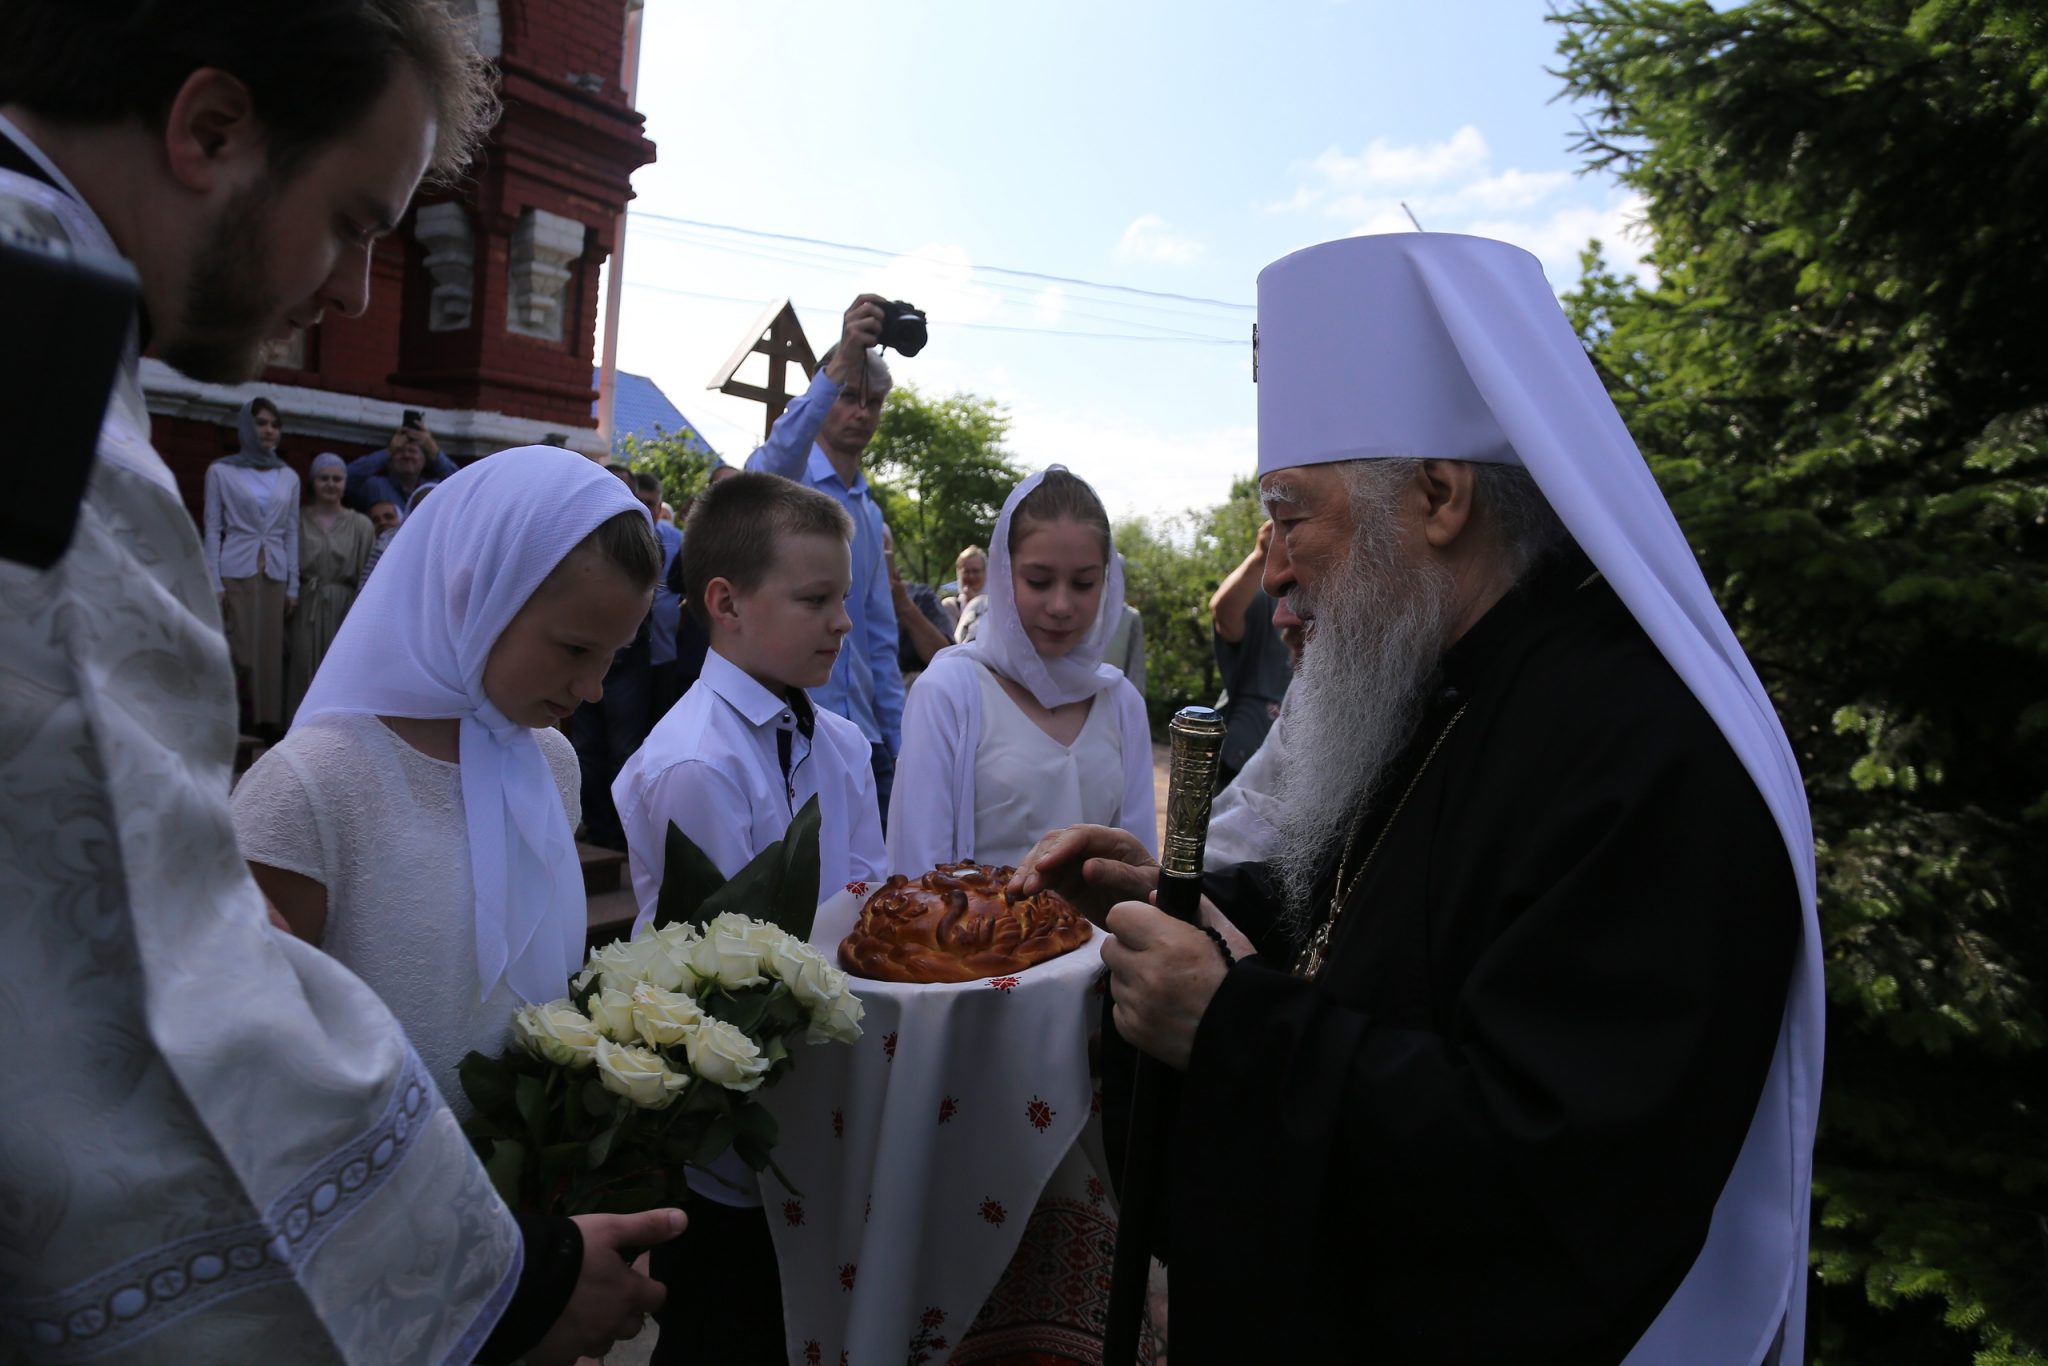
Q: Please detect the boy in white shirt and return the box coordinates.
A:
[611,471,886,1364]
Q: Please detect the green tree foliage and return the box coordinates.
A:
[618,427,716,511]
[863,386,1027,588]
[1117,475,1266,731]
[1553,3,2048,1360]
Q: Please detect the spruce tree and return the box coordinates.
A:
[1553,3,2048,1360]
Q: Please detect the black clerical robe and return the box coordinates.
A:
[1105,551,1799,1364]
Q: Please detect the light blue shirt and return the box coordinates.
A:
[649,520,683,666]
[744,369,903,753]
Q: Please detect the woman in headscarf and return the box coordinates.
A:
[285,452,376,720]
[885,465,1159,1362]
[888,466,1157,872]
[231,447,661,1112]
[203,395,299,733]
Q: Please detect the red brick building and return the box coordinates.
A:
[148,0,656,523]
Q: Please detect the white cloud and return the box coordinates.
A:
[1032,285,1067,324]
[1299,125,1489,202]
[1343,205,1423,237]
[872,243,1003,325]
[1267,123,1652,292]
[1006,403,1257,523]
[1466,192,1654,285]
[1446,167,1574,212]
[1114,214,1207,267]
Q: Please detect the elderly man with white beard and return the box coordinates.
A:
[1012,233,1822,1365]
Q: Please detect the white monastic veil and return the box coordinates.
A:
[1257,232,1822,1366]
[297,445,648,1005]
[951,465,1129,708]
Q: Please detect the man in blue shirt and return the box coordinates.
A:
[345,417,457,512]
[744,294,906,826]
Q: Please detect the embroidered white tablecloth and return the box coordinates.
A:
[764,879,1105,1365]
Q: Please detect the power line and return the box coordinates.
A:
[630,220,1243,338]
[628,210,1255,313]
[623,280,1245,347]
[630,223,1253,335]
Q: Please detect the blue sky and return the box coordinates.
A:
[607,0,1649,522]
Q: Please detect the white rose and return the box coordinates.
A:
[683,916,767,989]
[682,1016,771,1092]
[511,999,602,1068]
[585,986,640,1042]
[782,944,846,1009]
[757,930,818,987]
[598,933,695,994]
[629,981,706,1048]
[593,1037,689,1110]
[806,984,865,1045]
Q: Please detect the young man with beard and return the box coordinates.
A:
[0,4,678,1362]
[1012,233,1820,1365]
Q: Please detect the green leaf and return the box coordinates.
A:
[653,819,728,931]
[515,1074,550,1145]
[458,1050,524,1134]
[687,1112,738,1167]
[704,985,775,1034]
[732,1100,779,1149]
[768,795,823,940]
[700,795,824,941]
[482,1138,526,1208]
[587,1124,620,1168]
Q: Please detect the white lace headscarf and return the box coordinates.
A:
[1257,231,1822,1366]
[296,445,649,1004]
[951,465,1127,708]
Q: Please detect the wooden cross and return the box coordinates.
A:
[708,299,817,439]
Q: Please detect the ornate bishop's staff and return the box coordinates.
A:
[1102,705,1226,1366]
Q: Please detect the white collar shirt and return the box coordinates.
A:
[614,648,887,937]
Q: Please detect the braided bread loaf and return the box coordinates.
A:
[838,862,1094,983]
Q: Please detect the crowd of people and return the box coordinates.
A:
[3,3,1822,1365]
[199,403,456,735]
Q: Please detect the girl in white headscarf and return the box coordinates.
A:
[204,395,300,733]
[232,446,660,1112]
[887,465,1157,874]
[285,451,375,720]
[888,466,1158,1363]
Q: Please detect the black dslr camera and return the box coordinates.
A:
[877,299,928,357]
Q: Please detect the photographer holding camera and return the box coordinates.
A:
[345,407,457,513]
[743,291,924,826]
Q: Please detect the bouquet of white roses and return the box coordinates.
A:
[460,798,861,1214]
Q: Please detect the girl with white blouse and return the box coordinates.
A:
[203,396,300,733]
[232,447,660,1112]
[887,465,1157,874]
[886,465,1158,1362]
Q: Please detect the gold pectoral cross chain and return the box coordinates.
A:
[1295,702,1469,981]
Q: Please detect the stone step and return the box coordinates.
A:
[578,841,627,895]
[586,886,638,954]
